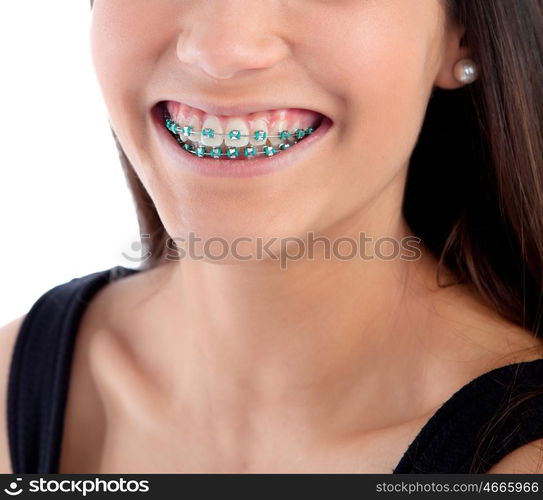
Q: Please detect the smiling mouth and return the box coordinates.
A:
[158,101,325,160]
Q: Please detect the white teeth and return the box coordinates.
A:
[224,119,250,147]
[269,119,288,146]
[249,119,269,146]
[201,117,223,147]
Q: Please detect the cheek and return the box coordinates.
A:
[345,42,433,188]
[303,2,440,166]
[90,1,171,113]
[89,2,172,180]
[279,2,444,228]
[360,26,434,122]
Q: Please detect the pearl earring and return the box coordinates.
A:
[453,58,479,84]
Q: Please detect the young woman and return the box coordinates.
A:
[1,0,543,474]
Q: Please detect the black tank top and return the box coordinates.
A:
[7,266,543,473]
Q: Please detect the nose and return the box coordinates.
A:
[176,2,290,80]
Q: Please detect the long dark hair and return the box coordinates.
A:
[406,0,543,337]
[101,0,543,472]
[403,0,543,473]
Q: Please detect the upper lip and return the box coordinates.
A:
[159,97,327,118]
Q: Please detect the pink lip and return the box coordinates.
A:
[150,104,333,178]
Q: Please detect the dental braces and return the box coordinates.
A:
[164,116,315,159]
[165,117,314,141]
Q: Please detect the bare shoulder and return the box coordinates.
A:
[410,276,543,414]
[429,281,543,367]
[85,264,173,337]
[59,264,172,472]
[0,315,26,474]
[487,438,543,474]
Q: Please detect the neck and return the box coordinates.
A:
[142,203,444,433]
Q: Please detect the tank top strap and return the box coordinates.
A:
[393,358,543,473]
[7,266,140,473]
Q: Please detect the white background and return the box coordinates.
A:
[0,2,140,325]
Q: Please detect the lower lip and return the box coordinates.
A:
[151,106,333,178]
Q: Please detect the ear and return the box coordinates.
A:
[434,21,473,90]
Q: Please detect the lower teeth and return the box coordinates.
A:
[163,115,316,159]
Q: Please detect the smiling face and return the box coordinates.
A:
[90,0,465,258]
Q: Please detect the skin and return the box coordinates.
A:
[1,0,543,473]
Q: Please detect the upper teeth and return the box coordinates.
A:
[164,101,322,146]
